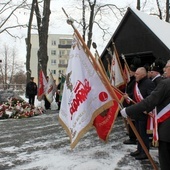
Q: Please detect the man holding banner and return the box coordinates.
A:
[121,60,170,169]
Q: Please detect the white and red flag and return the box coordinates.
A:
[110,50,126,88]
[123,64,130,84]
[93,87,124,141]
[37,69,47,101]
[45,73,56,103]
[58,33,113,149]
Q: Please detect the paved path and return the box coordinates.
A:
[0,111,160,170]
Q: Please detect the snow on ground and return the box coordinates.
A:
[0,95,160,170]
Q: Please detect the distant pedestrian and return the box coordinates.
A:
[26,77,37,106]
[55,77,61,111]
[44,76,51,110]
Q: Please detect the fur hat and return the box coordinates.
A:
[150,59,166,74]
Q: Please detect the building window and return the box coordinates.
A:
[51,70,56,75]
[59,39,65,45]
[59,39,72,45]
[66,39,72,45]
[67,50,70,55]
[59,60,65,64]
[51,40,56,46]
[51,59,56,65]
[51,50,56,55]
[59,50,65,57]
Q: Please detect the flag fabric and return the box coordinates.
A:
[58,33,113,149]
[110,51,126,88]
[123,64,130,84]
[152,108,158,146]
[37,70,47,101]
[45,73,56,103]
[93,87,124,141]
[121,54,130,84]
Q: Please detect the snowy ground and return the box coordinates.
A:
[0,113,160,170]
[0,95,160,170]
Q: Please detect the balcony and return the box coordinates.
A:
[58,44,71,49]
[58,64,68,68]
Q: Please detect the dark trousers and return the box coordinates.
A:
[159,140,170,170]
[28,94,35,106]
[136,120,150,154]
[44,96,51,110]
[128,120,136,141]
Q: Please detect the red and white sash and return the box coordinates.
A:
[134,82,143,102]
[157,103,170,123]
[134,82,154,135]
[152,104,170,146]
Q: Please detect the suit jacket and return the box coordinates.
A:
[126,78,170,142]
[152,76,163,86]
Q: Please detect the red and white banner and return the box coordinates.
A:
[93,87,123,141]
[37,70,47,101]
[45,73,56,103]
[58,34,113,149]
[110,51,125,88]
[123,64,130,84]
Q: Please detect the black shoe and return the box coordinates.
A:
[123,139,136,145]
[130,150,140,157]
[135,153,148,160]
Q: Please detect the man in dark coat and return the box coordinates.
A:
[120,60,170,170]
[150,60,165,86]
[26,77,37,106]
[123,67,155,160]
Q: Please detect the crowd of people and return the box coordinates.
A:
[25,58,170,169]
[120,59,170,170]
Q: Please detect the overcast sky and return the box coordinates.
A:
[0,0,166,66]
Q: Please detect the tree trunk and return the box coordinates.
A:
[35,0,51,78]
[165,0,170,22]
[136,0,140,10]
[87,0,96,49]
[82,0,86,41]
[26,0,36,84]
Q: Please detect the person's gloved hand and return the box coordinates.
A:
[120,108,128,118]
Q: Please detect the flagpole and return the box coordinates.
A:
[92,42,110,81]
[62,8,158,170]
[121,54,131,72]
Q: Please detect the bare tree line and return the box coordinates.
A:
[0,0,169,89]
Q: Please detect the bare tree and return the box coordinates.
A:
[0,0,28,38]
[136,0,140,10]
[0,44,24,89]
[156,0,163,19]
[25,0,36,84]
[82,0,86,41]
[79,0,125,49]
[165,0,170,22]
[34,0,51,77]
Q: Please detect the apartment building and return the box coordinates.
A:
[30,34,73,84]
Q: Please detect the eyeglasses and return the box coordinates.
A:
[164,66,170,68]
